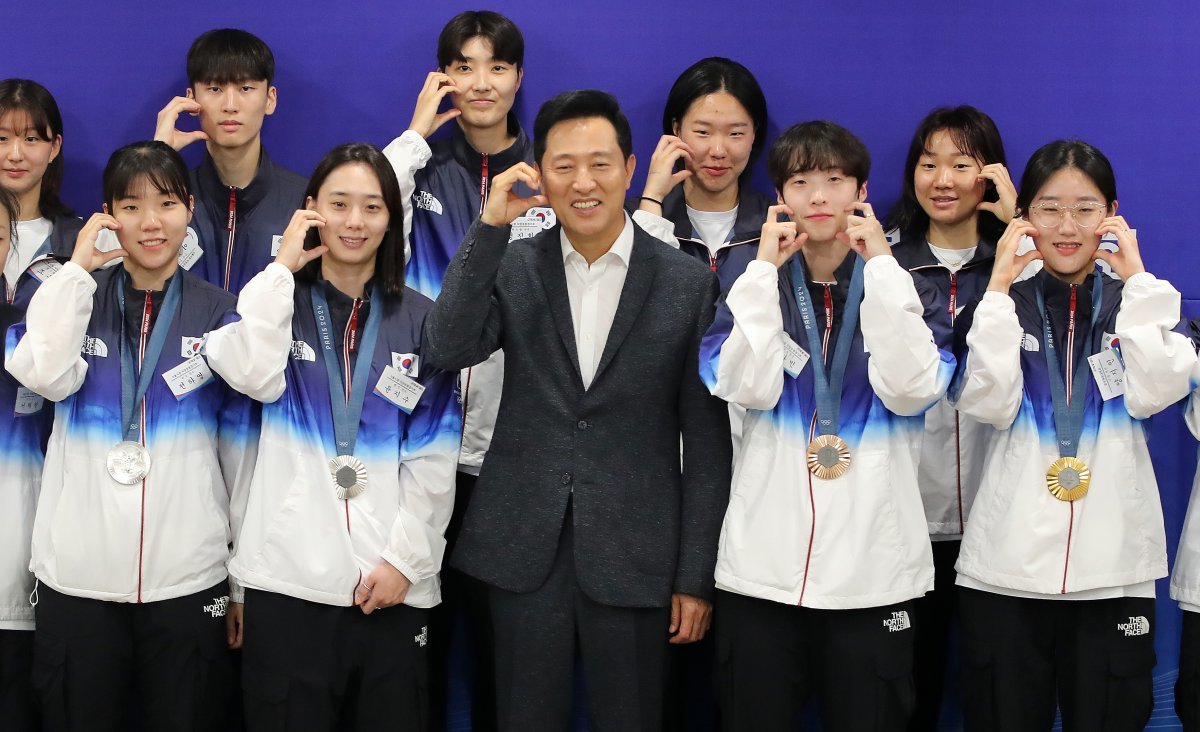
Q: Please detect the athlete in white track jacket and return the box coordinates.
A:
[954,242,1193,597]
[701,220,955,610]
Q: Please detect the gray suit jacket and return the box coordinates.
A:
[424,219,732,608]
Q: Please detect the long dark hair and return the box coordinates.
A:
[296,143,406,297]
[0,79,72,219]
[662,57,768,177]
[886,105,1007,244]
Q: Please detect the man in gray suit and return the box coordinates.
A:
[424,90,732,731]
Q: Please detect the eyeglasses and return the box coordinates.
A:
[1026,202,1108,229]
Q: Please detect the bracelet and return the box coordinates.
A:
[639,196,663,208]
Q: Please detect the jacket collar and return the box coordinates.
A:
[448,114,531,176]
[660,184,772,246]
[890,231,997,272]
[195,146,280,212]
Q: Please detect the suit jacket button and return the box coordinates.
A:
[576,420,589,430]
[561,472,573,485]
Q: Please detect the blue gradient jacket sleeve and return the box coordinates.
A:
[1116,272,1196,419]
[5,262,94,401]
[699,260,786,410]
[860,256,956,417]
[384,359,462,584]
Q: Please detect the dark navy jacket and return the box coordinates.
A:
[186,149,307,293]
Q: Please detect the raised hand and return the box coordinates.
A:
[756,204,807,268]
[153,96,208,151]
[70,213,127,272]
[407,72,462,139]
[639,135,694,209]
[837,202,890,260]
[976,163,1018,222]
[273,209,328,272]
[1094,215,1145,281]
[986,217,1041,294]
[480,163,548,228]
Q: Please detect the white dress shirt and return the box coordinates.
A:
[559,215,634,389]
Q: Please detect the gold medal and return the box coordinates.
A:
[806,434,851,480]
[329,455,368,500]
[1046,456,1090,501]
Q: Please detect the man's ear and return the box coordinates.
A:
[186,87,195,100]
[265,86,278,116]
[857,180,868,202]
[624,155,636,190]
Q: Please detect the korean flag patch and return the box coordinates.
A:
[182,335,208,358]
[392,352,419,378]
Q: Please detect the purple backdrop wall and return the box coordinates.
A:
[11,1,1200,729]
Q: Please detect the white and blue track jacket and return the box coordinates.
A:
[1168,319,1200,612]
[213,265,462,609]
[700,253,955,609]
[6,262,260,603]
[954,270,1194,596]
[0,303,52,629]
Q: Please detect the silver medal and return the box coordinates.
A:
[107,441,151,485]
[329,455,368,499]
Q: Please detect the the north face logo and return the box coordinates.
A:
[414,625,428,647]
[1118,616,1150,637]
[413,191,443,215]
[81,336,108,357]
[203,596,229,617]
[291,340,316,362]
[883,610,911,632]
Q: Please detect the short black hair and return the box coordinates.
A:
[533,90,632,165]
[1016,139,1117,215]
[437,11,524,70]
[0,79,71,219]
[102,141,192,211]
[886,105,1008,243]
[297,143,406,298]
[768,121,870,192]
[187,29,275,86]
[662,57,768,173]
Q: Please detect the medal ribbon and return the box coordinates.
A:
[788,254,865,437]
[116,272,182,441]
[1034,274,1102,459]
[312,283,382,457]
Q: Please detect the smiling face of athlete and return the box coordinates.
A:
[1027,167,1112,283]
[308,162,390,272]
[107,174,193,282]
[674,91,754,203]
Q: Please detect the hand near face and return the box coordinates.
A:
[756,204,807,269]
[668,593,712,644]
[836,202,889,260]
[479,162,547,228]
[1094,215,1145,281]
[639,135,693,207]
[986,217,1041,294]
[153,96,208,152]
[70,213,127,272]
[407,72,462,140]
[354,560,412,615]
[975,163,1018,222]
[273,209,329,273]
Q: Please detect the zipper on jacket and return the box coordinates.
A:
[1061,284,1078,593]
[223,186,237,291]
[799,284,836,605]
[949,272,965,532]
[342,298,362,596]
[478,153,490,215]
[709,253,718,273]
[136,290,153,603]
